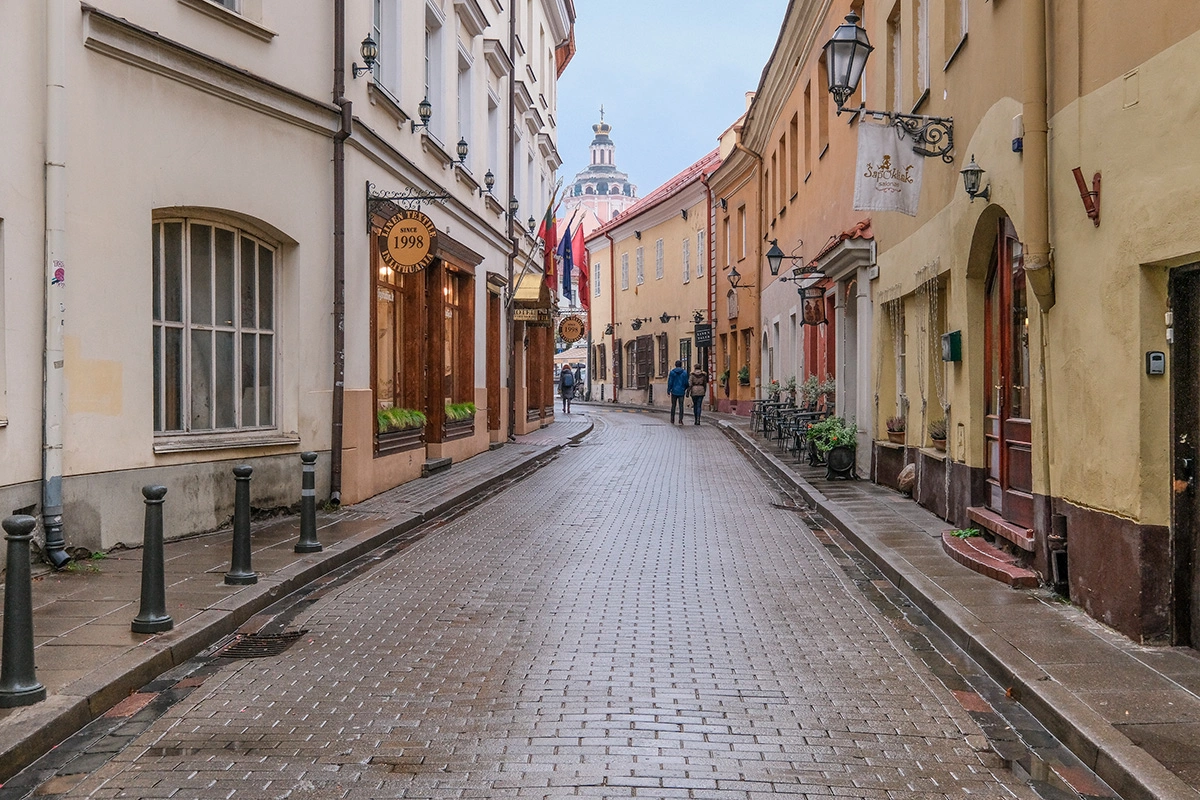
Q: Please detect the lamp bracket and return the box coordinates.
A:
[367,181,450,223]
[848,107,955,163]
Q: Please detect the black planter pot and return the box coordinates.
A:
[824,444,857,480]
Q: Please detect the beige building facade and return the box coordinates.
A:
[0,0,572,567]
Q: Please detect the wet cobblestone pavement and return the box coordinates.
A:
[24,409,1037,799]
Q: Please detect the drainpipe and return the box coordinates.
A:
[1023,0,1055,543]
[1022,0,1053,310]
[41,0,70,568]
[734,141,764,400]
[700,172,715,400]
[329,0,350,504]
[505,2,518,440]
[605,230,616,397]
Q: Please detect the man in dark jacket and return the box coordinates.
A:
[667,360,690,424]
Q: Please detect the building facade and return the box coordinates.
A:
[0,0,572,567]
[586,152,719,408]
[732,0,1200,645]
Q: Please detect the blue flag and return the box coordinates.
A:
[557,224,574,302]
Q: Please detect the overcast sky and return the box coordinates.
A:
[555,1,789,199]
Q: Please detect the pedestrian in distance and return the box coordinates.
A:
[667,360,690,424]
[559,364,576,413]
[688,362,709,425]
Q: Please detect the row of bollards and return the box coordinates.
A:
[0,452,323,708]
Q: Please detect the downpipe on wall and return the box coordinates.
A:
[42,0,70,568]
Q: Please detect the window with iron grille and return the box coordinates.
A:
[680,338,692,372]
[657,334,668,376]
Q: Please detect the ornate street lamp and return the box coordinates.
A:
[411,97,433,132]
[352,35,378,79]
[481,169,495,196]
[456,137,469,164]
[821,12,955,162]
[960,155,990,202]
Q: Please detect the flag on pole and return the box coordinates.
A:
[572,224,589,311]
[536,187,562,291]
[557,223,574,303]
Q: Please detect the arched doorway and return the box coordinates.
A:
[983,217,1034,531]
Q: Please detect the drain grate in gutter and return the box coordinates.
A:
[213,630,308,659]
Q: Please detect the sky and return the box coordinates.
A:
[556,1,790,198]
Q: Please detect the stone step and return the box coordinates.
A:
[942,531,1038,589]
[967,506,1036,551]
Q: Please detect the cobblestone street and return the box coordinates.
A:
[49,409,1034,799]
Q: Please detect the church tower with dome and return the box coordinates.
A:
[561,111,638,236]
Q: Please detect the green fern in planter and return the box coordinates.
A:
[806,416,858,455]
[377,407,427,433]
[445,401,477,422]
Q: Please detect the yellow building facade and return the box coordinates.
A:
[586,152,719,408]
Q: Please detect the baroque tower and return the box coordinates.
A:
[561,111,638,236]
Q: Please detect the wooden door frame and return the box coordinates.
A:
[1172,265,1200,644]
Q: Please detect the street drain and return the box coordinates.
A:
[213,630,308,659]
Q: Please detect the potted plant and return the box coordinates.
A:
[886,415,906,444]
[767,379,782,401]
[807,415,858,479]
[737,365,751,386]
[818,375,836,410]
[443,401,477,440]
[784,376,798,404]
[719,368,729,387]
[929,417,947,451]
[801,375,821,409]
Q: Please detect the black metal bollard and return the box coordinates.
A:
[132,486,173,634]
[224,465,258,585]
[0,515,47,707]
[294,452,322,553]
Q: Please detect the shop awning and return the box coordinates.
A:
[512,273,551,307]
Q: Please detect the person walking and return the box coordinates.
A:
[688,362,709,425]
[667,360,689,424]
[559,365,576,413]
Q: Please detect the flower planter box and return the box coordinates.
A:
[376,427,424,456]
[887,431,906,445]
[931,437,947,452]
[443,418,475,441]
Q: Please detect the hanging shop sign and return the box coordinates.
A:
[378,210,438,272]
[694,323,713,348]
[558,315,586,344]
[513,308,553,326]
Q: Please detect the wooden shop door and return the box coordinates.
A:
[983,218,1034,530]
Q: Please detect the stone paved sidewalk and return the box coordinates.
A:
[712,407,1200,800]
[0,415,592,784]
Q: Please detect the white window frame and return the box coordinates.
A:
[696,230,705,276]
[594,260,602,296]
[682,237,691,284]
[621,253,629,290]
[152,218,277,436]
[655,238,664,280]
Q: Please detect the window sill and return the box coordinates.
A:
[911,88,931,116]
[818,144,829,161]
[944,33,968,71]
[154,430,301,454]
[367,81,409,126]
[176,0,276,41]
